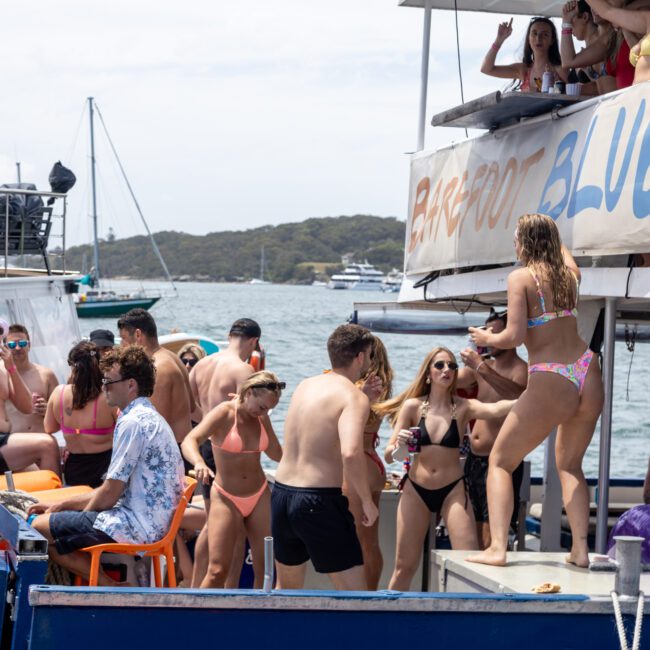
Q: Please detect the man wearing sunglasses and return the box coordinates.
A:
[185,317,261,588]
[29,345,184,586]
[272,324,379,591]
[117,309,194,448]
[6,324,59,434]
[457,310,528,550]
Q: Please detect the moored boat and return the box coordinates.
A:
[327,261,385,290]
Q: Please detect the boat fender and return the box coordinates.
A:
[249,344,265,371]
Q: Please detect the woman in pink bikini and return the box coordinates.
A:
[467,213,604,569]
[342,336,393,590]
[182,370,283,588]
[44,342,118,487]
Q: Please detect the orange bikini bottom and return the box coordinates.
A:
[213,480,268,518]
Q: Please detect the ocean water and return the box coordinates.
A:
[84,280,649,478]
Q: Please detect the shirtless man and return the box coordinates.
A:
[117,309,193,445]
[0,332,60,475]
[186,317,261,587]
[272,324,379,590]
[457,310,528,549]
[6,324,59,433]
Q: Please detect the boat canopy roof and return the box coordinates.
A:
[399,0,565,17]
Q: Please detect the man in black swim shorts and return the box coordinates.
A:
[458,310,528,549]
[272,324,378,590]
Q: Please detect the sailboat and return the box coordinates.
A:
[249,245,270,285]
[75,97,176,317]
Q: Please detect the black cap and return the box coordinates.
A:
[89,329,115,348]
[229,318,261,339]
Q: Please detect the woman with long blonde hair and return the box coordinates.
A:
[342,336,393,589]
[468,214,603,568]
[181,370,283,588]
[377,347,514,591]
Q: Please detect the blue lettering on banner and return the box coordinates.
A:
[568,117,602,218]
[606,101,645,212]
[538,131,577,219]
[634,107,650,219]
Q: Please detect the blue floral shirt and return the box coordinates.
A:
[93,397,184,545]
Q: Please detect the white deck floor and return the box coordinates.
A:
[432,551,649,596]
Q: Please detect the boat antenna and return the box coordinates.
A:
[93,102,178,295]
[452,0,468,139]
[88,97,101,280]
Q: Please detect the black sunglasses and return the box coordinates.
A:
[432,361,458,371]
[181,357,198,368]
[256,382,286,391]
[101,376,130,386]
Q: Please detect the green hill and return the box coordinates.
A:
[63,215,405,283]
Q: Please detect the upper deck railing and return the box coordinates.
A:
[0,186,68,278]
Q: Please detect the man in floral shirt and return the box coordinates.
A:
[30,345,184,586]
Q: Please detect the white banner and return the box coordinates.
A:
[405,82,650,275]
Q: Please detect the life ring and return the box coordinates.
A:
[249,344,265,371]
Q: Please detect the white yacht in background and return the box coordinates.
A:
[327,261,384,290]
[382,268,403,292]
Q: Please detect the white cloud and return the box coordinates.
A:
[0,1,560,247]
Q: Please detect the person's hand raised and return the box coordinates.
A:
[496,18,513,45]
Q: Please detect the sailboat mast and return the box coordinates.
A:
[88,97,100,280]
[261,245,265,282]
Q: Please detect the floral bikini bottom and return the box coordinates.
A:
[528,348,594,395]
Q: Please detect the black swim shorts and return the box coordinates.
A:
[0,432,10,473]
[464,450,524,529]
[64,448,113,488]
[49,511,115,555]
[199,439,216,500]
[271,480,363,574]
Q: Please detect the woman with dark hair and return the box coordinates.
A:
[467,214,604,569]
[44,342,118,487]
[481,16,568,90]
[181,370,283,589]
[342,336,393,590]
[376,348,514,591]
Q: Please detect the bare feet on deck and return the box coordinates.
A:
[565,552,589,569]
[466,548,507,566]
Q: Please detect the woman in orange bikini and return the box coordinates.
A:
[342,336,393,590]
[44,341,117,488]
[182,370,283,588]
[467,214,604,569]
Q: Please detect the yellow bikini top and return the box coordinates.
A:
[630,34,650,67]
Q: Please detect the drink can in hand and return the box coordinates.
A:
[408,427,421,453]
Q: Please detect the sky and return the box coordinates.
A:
[0,1,555,248]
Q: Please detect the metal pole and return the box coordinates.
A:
[263,536,273,593]
[88,97,100,281]
[613,536,643,597]
[540,428,562,551]
[596,298,616,553]
[15,163,21,184]
[416,0,432,151]
[4,471,15,492]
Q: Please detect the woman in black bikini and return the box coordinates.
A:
[377,347,514,591]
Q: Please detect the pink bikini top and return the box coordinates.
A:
[213,400,269,454]
[60,387,115,436]
[526,267,578,328]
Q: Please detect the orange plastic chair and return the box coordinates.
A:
[30,485,93,503]
[0,470,61,492]
[74,477,196,588]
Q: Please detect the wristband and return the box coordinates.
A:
[562,22,573,29]
[6,365,16,374]
[475,361,486,373]
[561,28,573,35]
[491,42,501,51]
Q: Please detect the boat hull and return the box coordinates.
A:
[75,296,160,318]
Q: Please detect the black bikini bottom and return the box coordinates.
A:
[407,475,467,514]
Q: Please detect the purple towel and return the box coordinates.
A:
[607,505,650,564]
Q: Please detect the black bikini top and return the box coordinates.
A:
[418,401,460,449]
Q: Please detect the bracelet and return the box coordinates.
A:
[491,42,501,50]
[6,365,16,374]
[475,361,486,373]
[561,28,573,35]
[562,22,573,29]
